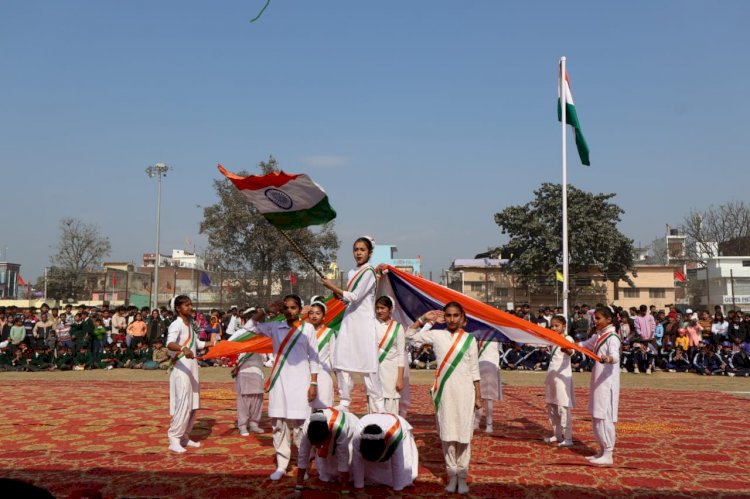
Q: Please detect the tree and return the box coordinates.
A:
[52,217,112,271]
[35,266,86,302]
[200,156,340,304]
[681,201,750,263]
[493,183,634,294]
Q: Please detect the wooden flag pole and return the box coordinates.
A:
[274,227,328,281]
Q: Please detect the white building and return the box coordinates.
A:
[694,256,750,308]
[142,249,205,270]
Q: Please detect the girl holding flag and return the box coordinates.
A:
[322,236,385,413]
[577,306,621,465]
[543,315,575,447]
[227,327,265,436]
[406,302,481,495]
[166,295,207,454]
[243,295,320,481]
[307,300,336,409]
[474,329,503,434]
[372,296,405,414]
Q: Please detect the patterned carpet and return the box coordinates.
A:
[1,378,750,498]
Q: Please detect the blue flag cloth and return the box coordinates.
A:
[200,272,211,287]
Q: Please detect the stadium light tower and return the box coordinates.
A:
[145,162,171,309]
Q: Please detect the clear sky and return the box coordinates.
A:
[1,1,749,282]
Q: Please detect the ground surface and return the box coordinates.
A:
[1,369,750,498]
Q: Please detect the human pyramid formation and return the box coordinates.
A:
[164,237,621,496]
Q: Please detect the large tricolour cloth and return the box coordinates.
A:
[378,266,599,361]
[557,68,590,166]
[218,164,336,230]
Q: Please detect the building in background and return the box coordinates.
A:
[693,256,750,310]
[143,249,206,270]
[370,244,421,276]
[0,262,21,299]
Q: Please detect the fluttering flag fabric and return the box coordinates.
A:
[17,275,27,286]
[200,272,212,287]
[218,164,337,230]
[289,272,298,286]
[674,270,687,283]
[378,266,599,360]
[555,270,564,283]
[112,273,117,287]
[558,67,591,166]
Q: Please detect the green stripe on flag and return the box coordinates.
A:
[557,100,590,166]
[262,196,337,230]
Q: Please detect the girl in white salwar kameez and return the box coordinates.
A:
[243,295,320,481]
[166,295,207,454]
[307,301,336,409]
[370,296,405,414]
[543,315,575,447]
[322,237,384,412]
[406,303,481,495]
[578,306,621,465]
[473,330,503,434]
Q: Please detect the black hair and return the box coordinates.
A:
[354,237,374,252]
[443,301,465,315]
[307,419,330,446]
[551,315,567,326]
[283,294,302,308]
[375,296,393,309]
[359,424,385,462]
[595,306,614,321]
[173,295,191,313]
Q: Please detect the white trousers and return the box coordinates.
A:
[337,370,384,412]
[272,418,304,471]
[547,403,572,441]
[372,397,400,415]
[474,399,494,426]
[236,393,263,429]
[311,368,335,409]
[442,440,471,478]
[593,417,616,452]
[168,408,197,445]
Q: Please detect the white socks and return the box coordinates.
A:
[269,469,285,481]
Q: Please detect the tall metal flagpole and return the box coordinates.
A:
[561,57,570,320]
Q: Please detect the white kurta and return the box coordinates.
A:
[545,335,575,408]
[377,320,406,400]
[407,324,480,443]
[313,325,336,409]
[167,319,206,416]
[351,413,418,491]
[332,264,379,374]
[297,409,360,480]
[579,326,620,422]
[477,339,503,401]
[245,319,320,420]
[228,329,265,394]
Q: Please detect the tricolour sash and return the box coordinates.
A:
[378,414,404,463]
[316,325,335,353]
[377,320,400,363]
[264,321,304,392]
[594,327,621,355]
[430,329,474,409]
[317,407,347,458]
[346,265,376,292]
[477,330,494,358]
[169,319,195,370]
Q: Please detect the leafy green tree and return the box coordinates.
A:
[493,183,634,294]
[200,156,340,304]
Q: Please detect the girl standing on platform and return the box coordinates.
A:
[322,236,384,412]
[544,315,575,447]
[473,329,503,434]
[308,301,336,409]
[407,302,481,495]
[166,295,206,454]
[578,306,621,465]
[372,296,405,414]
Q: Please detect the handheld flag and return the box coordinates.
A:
[558,67,590,166]
[218,164,336,230]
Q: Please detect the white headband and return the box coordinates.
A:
[169,296,177,312]
[311,301,327,314]
[360,235,375,248]
[360,429,385,440]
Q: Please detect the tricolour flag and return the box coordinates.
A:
[558,67,590,166]
[218,164,336,230]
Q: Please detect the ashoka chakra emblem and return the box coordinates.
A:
[264,188,293,210]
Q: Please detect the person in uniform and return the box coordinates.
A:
[544,315,575,447]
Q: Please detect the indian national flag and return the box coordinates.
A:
[218,164,337,230]
[558,68,591,166]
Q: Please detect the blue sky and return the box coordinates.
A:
[1,1,749,282]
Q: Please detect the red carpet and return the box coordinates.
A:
[1,380,750,498]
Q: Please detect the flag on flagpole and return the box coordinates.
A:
[674,270,687,283]
[555,270,564,282]
[17,275,27,286]
[218,164,336,230]
[112,273,117,287]
[558,67,590,166]
[200,271,212,287]
[289,272,297,286]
